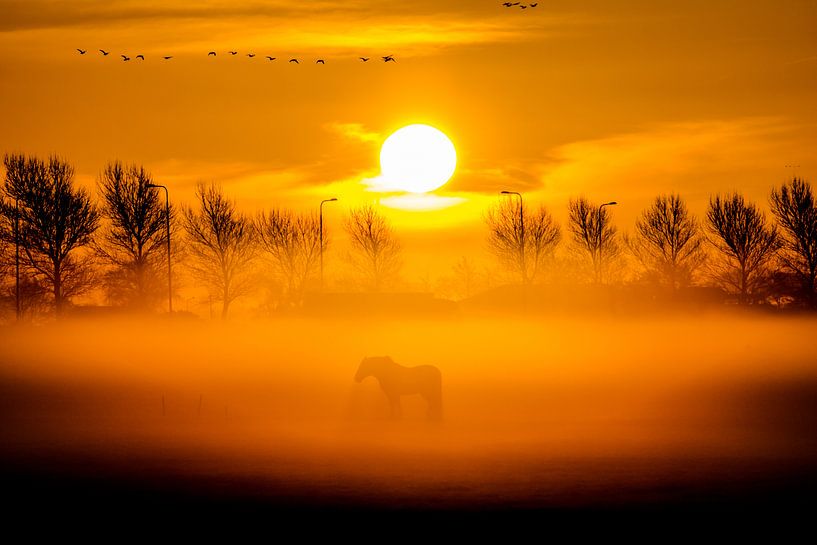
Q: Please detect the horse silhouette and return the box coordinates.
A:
[354,356,442,421]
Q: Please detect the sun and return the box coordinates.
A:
[379,124,457,194]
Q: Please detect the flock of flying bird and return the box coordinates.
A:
[74,3,539,62]
[502,2,539,8]
[75,48,396,64]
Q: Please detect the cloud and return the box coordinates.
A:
[0,1,588,57]
[540,118,799,199]
[448,166,542,194]
[325,122,380,144]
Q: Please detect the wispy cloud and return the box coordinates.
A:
[325,122,381,144]
[0,0,589,57]
[449,166,542,194]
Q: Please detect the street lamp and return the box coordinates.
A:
[14,198,20,321]
[320,198,338,291]
[501,191,524,282]
[147,183,172,313]
[596,201,618,283]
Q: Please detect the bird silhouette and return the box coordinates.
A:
[520,4,528,9]
[99,49,109,56]
[163,56,173,60]
[229,51,238,55]
[502,2,513,6]
[530,2,538,6]
[266,56,276,61]
[360,57,370,62]
[382,55,395,62]
[247,53,255,58]
[316,59,325,64]
[289,58,299,64]
[121,55,130,61]
[136,54,145,60]
[77,49,86,55]
[208,51,216,56]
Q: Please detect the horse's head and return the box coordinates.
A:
[355,356,391,383]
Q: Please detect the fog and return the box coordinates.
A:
[2,312,816,511]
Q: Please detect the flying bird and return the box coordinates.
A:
[289,58,299,64]
[382,55,395,62]
[359,57,370,62]
[163,56,173,60]
[77,49,87,55]
[316,59,325,64]
[208,51,216,56]
[530,2,538,6]
[266,56,276,61]
[229,51,238,55]
[520,4,528,8]
[121,55,130,61]
[502,2,513,6]
[99,49,109,56]
[136,54,145,60]
[247,53,255,58]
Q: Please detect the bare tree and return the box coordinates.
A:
[436,256,487,301]
[770,177,817,306]
[1,154,99,316]
[255,208,321,302]
[707,193,780,303]
[626,194,705,290]
[183,183,255,318]
[486,198,561,284]
[568,197,620,284]
[344,205,401,292]
[96,161,173,309]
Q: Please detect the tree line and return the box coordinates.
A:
[0,154,403,319]
[486,182,816,308]
[1,152,815,319]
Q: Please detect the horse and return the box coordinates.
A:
[354,356,442,421]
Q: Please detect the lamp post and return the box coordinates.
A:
[320,198,338,291]
[14,198,20,321]
[596,201,617,284]
[147,183,172,313]
[501,191,524,283]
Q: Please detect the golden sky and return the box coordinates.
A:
[1,0,816,278]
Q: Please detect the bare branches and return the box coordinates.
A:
[486,198,560,284]
[344,205,401,292]
[626,194,705,290]
[255,208,321,302]
[183,183,255,318]
[96,161,172,309]
[770,178,817,306]
[568,197,620,284]
[1,153,99,316]
[707,193,780,303]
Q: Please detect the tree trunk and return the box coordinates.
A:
[53,261,63,317]
[221,284,230,319]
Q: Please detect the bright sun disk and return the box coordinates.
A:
[379,124,457,194]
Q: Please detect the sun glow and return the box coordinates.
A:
[379,124,457,194]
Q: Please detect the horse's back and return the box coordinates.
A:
[394,364,440,394]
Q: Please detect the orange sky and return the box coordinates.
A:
[1,0,816,282]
